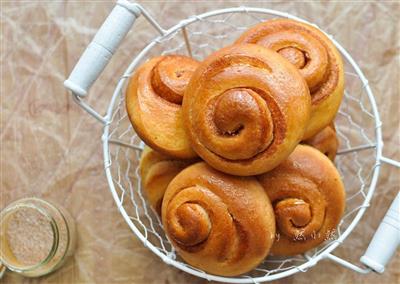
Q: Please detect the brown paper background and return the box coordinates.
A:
[1,0,399,283]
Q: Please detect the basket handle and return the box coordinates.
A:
[326,157,399,274]
[360,157,400,273]
[63,0,145,124]
[64,0,140,97]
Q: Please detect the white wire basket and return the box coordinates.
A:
[64,1,400,283]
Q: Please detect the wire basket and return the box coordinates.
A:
[64,1,400,283]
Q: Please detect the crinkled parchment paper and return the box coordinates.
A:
[1,1,399,283]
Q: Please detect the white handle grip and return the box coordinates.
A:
[360,192,400,273]
[64,0,140,97]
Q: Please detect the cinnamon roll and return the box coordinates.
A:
[236,19,344,139]
[258,145,345,256]
[303,123,339,161]
[126,55,200,159]
[162,162,276,276]
[182,44,311,176]
[140,146,194,215]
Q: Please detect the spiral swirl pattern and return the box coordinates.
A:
[182,44,311,176]
[303,123,339,161]
[162,162,276,276]
[258,145,345,256]
[126,55,199,158]
[236,19,345,139]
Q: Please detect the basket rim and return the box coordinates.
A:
[102,6,383,283]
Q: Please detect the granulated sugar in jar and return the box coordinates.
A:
[0,198,76,277]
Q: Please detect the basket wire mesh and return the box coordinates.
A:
[99,6,382,283]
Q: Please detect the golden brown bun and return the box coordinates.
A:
[140,147,194,215]
[258,145,345,256]
[182,44,311,176]
[303,123,339,161]
[162,162,276,276]
[126,55,200,159]
[236,19,344,139]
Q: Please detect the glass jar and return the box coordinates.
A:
[0,198,76,277]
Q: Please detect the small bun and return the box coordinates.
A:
[182,44,311,176]
[140,146,194,215]
[126,55,200,158]
[303,123,339,161]
[162,162,276,276]
[258,145,345,256]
